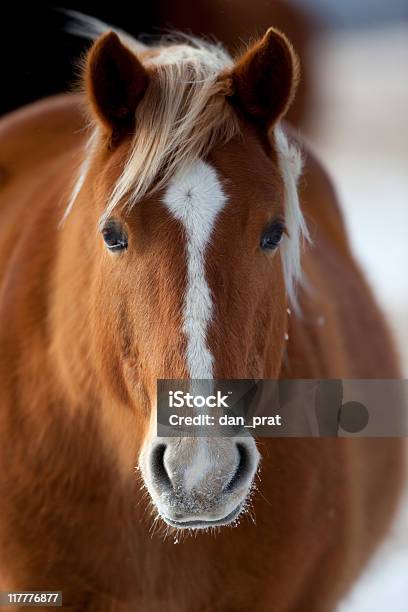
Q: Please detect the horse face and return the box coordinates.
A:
[79,29,299,528]
[93,130,286,527]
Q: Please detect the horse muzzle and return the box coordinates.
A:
[140,437,260,530]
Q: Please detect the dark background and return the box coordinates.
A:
[0,5,158,115]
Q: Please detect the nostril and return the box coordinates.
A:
[151,444,172,491]
[224,443,251,493]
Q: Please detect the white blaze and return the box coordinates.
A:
[163,160,227,379]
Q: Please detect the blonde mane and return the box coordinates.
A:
[65,12,308,305]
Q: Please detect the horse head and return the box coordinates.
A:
[60,27,306,530]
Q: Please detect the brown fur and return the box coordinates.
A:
[86,32,149,140]
[227,28,299,127]
[0,32,404,612]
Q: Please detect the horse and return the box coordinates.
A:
[0,15,404,612]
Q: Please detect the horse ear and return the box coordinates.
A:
[226,28,299,129]
[85,31,149,138]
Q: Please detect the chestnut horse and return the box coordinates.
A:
[0,17,404,612]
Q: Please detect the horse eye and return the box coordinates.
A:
[260,219,285,251]
[101,219,128,252]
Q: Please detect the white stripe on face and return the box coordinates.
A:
[163,160,227,379]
